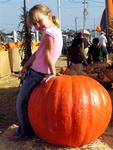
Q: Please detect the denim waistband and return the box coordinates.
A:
[30,68,47,76]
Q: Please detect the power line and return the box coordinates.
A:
[89,5,104,8]
[0,0,12,3]
[68,0,82,4]
[88,0,104,4]
[63,6,81,9]
[68,0,104,5]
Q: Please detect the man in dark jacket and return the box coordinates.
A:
[67,33,88,68]
[88,38,108,64]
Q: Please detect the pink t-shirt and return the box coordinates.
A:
[31,27,63,74]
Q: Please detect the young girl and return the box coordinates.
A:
[10,4,63,141]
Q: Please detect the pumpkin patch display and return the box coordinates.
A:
[8,42,21,72]
[28,75,112,147]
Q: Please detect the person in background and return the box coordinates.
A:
[107,36,113,54]
[106,36,113,65]
[9,3,63,141]
[88,37,108,64]
[67,33,88,66]
[67,32,87,74]
[99,31,107,48]
[82,35,91,59]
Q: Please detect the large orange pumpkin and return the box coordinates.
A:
[28,75,112,147]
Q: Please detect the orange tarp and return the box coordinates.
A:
[106,0,113,32]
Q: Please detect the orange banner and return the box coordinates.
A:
[106,0,113,33]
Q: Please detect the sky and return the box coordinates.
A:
[0,0,105,33]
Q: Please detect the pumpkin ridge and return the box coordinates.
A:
[96,83,112,134]
[80,77,96,144]
[76,76,92,145]
[71,76,82,145]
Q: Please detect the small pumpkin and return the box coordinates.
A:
[8,42,17,49]
[15,41,22,48]
[96,25,101,32]
[28,75,112,147]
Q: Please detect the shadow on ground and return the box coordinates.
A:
[0,87,18,132]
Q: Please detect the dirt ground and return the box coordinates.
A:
[0,55,113,150]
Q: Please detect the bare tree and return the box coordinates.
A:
[18,6,32,66]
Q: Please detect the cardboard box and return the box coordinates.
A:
[8,48,21,72]
[0,51,11,78]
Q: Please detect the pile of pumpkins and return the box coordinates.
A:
[0,42,9,51]
[0,40,40,75]
[0,40,39,52]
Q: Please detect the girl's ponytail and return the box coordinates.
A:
[52,16,60,28]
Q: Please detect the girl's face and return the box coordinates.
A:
[33,11,50,31]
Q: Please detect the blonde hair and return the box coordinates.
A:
[28,4,60,28]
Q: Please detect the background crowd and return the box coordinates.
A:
[66,31,113,71]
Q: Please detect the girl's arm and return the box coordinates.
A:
[23,51,36,69]
[42,34,56,82]
[21,51,36,77]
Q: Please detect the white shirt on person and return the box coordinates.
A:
[99,34,107,47]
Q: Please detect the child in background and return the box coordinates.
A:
[10,3,63,141]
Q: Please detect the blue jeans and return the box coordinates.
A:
[16,68,46,137]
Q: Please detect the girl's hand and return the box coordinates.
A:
[19,66,27,80]
[41,74,56,83]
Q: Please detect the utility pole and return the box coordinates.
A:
[94,17,96,37]
[57,0,61,29]
[82,0,88,29]
[75,17,78,32]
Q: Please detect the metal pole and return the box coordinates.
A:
[57,0,61,29]
[94,17,96,37]
[82,0,88,29]
[75,17,78,32]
